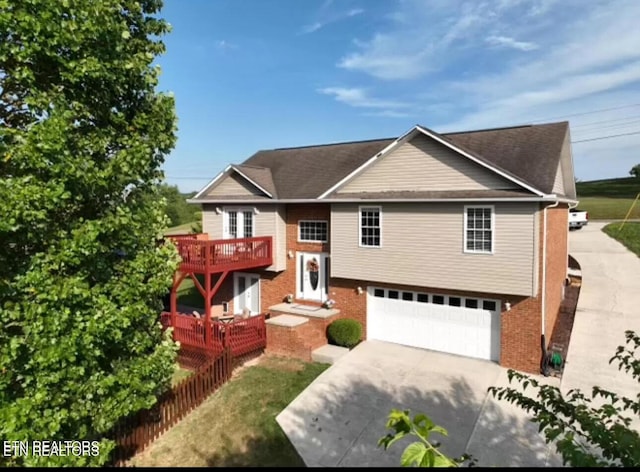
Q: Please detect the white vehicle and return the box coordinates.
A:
[569,208,588,230]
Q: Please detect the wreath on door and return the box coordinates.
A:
[306,258,319,272]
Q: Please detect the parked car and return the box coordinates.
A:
[569,208,588,230]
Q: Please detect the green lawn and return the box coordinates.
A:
[602,222,640,257]
[575,197,640,220]
[131,356,329,467]
[164,221,198,236]
[176,276,205,309]
[576,177,640,199]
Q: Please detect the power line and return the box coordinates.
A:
[572,130,640,143]
[571,113,640,128]
[531,102,640,123]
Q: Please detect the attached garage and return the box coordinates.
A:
[366,287,501,361]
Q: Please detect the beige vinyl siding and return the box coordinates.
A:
[205,173,269,199]
[201,204,285,271]
[338,134,519,194]
[552,162,564,195]
[331,202,537,296]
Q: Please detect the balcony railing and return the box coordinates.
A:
[170,235,273,273]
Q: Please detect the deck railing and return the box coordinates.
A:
[170,235,272,273]
[161,312,267,359]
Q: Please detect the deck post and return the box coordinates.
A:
[204,271,212,348]
[170,272,178,332]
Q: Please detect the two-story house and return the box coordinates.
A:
[186,122,577,373]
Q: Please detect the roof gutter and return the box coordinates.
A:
[188,196,563,205]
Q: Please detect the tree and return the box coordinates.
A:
[630,164,640,178]
[0,0,179,466]
[159,183,198,227]
[489,330,640,467]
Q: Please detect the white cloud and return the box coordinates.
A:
[214,40,237,50]
[486,35,538,51]
[364,110,414,118]
[325,0,640,180]
[301,5,364,35]
[318,87,409,109]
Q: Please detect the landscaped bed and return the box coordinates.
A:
[603,222,640,257]
[129,356,329,467]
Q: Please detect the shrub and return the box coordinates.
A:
[327,319,362,348]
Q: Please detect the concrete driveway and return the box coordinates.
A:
[563,222,640,407]
[277,341,562,467]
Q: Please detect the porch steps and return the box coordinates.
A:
[311,344,349,364]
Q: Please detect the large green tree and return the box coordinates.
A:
[0,0,179,465]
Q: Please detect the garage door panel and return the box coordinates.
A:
[367,288,500,362]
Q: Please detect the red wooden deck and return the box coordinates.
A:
[170,235,272,274]
[161,312,267,358]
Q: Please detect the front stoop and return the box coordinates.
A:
[311,344,349,364]
[265,303,343,362]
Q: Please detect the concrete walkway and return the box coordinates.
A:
[563,223,640,415]
[277,341,562,467]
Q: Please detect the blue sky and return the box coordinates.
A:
[157,0,640,192]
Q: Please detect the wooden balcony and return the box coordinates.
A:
[170,235,273,274]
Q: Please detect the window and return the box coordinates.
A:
[228,212,238,238]
[402,292,414,301]
[448,297,461,307]
[483,300,497,311]
[465,298,479,309]
[388,290,399,299]
[360,206,381,247]
[374,288,385,298]
[243,211,253,238]
[299,220,328,242]
[417,293,429,303]
[465,206,493,253]
[432,295,444,305]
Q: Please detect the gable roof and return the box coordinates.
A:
[191,121,571,201]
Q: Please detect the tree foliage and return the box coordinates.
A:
[630,164,640,178]
[489,330,640,467]
[379,409,475,467]
[159,183,199,227]
[0,0,179,465]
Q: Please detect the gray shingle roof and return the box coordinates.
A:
[196,122,569,200]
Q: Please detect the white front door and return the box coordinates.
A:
[234,273,260,315]
[297,252,328,302]
[223,209,254,239]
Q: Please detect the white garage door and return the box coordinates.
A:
[367,287,501,361]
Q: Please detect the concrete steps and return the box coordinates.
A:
[311,344,349,364]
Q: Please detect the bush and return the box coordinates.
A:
[327,319,362,348]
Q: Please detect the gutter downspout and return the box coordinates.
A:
[567,201,579,279]
[541,199,560,375]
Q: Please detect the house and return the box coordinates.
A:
[185,122,577,374]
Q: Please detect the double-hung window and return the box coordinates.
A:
[224,209,254,239]
[464,206,493,253]
[360,206,381,247]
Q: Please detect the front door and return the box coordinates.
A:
[297,252,328,302]
[234,273,260,315]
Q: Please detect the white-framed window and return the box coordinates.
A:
[298,220,328,242]
[464,206,494,254]
[223,208,255,239]
[359,206,381,247]
[369,287,500,312]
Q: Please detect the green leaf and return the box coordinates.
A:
[401,442,428,467]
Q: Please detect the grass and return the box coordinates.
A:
[602,222,640,257]
[176,276,205,309]
[171,365,193,387]
[164,221,198,236]
[131,356,329,467]
[576,197,640,220]
[576,177,640,199]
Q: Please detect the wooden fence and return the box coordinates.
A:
[110,348,233,465]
